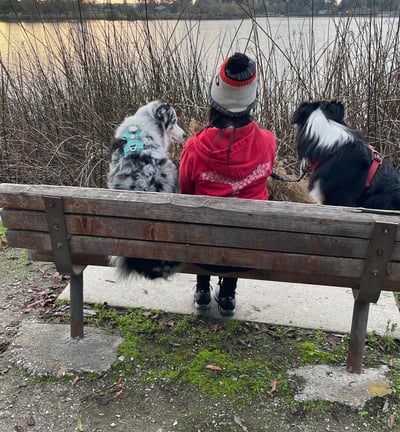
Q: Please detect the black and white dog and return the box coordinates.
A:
[108,100,185,279]
[292,100,400,209]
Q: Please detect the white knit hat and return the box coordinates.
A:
[209,52,258,117]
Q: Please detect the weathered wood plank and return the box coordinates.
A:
[1,184,400,238]
[28,250,367,288]
[3,230,370,278]
[2,209,376,259]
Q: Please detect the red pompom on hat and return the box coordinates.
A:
[209,52,258,117]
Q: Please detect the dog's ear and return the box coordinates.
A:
[155,103,171,123]
[325,101,345,122]
[291,102,317,125]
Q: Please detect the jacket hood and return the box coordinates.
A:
[192,122,263,179]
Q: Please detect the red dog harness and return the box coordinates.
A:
[310,145,383,188]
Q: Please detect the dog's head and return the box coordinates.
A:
[112,101,185,155]
[151,101,185,145]
[291,100,346,128]
[291,100,352,162]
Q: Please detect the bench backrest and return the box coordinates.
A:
[1,184,400,295]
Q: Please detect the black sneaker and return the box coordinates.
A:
[194,285,211,310]
[214,283,236,316]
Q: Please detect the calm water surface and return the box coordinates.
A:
[0,17,398,74]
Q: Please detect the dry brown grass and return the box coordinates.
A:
[1,15,399,196]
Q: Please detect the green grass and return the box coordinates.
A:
[0,220,6,245]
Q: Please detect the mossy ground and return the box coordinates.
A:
[84,301,400,428]
[2,246,400,431]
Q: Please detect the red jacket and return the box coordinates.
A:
[179,121,276,199]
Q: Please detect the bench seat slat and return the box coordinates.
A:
[28,250,372,288]
[4,229,373,280]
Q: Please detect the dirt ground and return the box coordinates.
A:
[0,246,399,432]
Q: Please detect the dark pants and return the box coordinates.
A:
[196,275,237,295]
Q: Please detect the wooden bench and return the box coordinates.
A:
[1,183,400,374]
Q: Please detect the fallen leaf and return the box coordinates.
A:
[327,335,342,345]
[269,380,283,394]
[111,384,123,393]
[117,391,129,400]
[51,272,63,281]
[77,418,85,431]
[24,299,43,309]
[72,376,80,385]
[26,415,35,426]
[114,388,124,397]
[205,364,222,371]
[388,414,395,430]
[95,395,113,406]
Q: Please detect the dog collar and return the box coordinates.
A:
[121,129,144,156]
[365,145,383,188]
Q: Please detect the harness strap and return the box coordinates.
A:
[365,146,383,188]
[310,146,382,189]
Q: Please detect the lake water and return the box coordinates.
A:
[0,16,399,76]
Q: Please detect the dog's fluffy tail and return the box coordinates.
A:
[110,256,182,280]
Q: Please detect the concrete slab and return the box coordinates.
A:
[59,266,400,339]
[288,364,392,408]
[11,321,124,377]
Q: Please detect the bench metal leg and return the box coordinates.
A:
[346,301,370,373]
[70,272,84,339]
